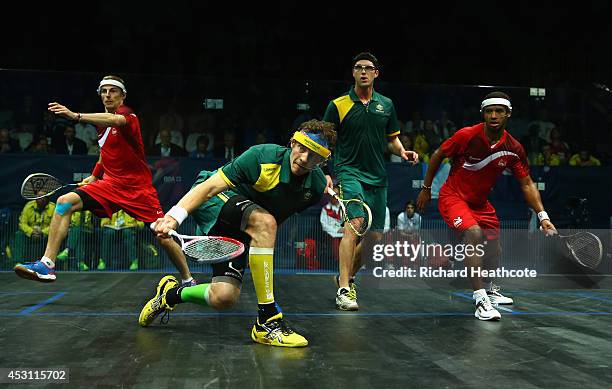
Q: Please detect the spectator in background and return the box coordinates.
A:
[14,191,55,262]
[27,134,53,154]
[54,124,88,155]
[13,123,35,152]
[148,129,187,157]
[184,118,215,154]
[75,120,98,150]
[534,143,561,166]
[0,128,20,153]
[405,111,424,134]
[528,107,556,143]
[99,210,144,271]
[158,103,184,143]
[397,200,422,239]
[56,210,94,271]
[569,149,601,166]
[521,123,543,165]
[423,119,442,151]
[216,131,241,161]
[434,110,457,140]
[189,135,214,160]
[549,127,570,164]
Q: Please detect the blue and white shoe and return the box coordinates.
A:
[14,260,56,283]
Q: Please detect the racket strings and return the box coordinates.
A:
[343,200,371,236]
[566,233,602,268]
[184,239,242,261]
[22,175,62,198]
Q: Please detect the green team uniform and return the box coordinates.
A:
[192,144,327,234]
[323,88,400,229]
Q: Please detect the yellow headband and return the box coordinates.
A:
[292,131,331,159]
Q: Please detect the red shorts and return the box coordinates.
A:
[78,178,164,223]
[438,188,499,240]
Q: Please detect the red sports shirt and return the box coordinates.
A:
[440,123,529,205]
[96,106,152,186]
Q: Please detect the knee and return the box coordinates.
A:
[249,213,277,239]
[208,284,240,310]
[463,226,483,244]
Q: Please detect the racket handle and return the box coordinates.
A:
[326,187,338,197]
[149,222,179,238]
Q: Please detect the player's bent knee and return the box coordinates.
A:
[208,283,240,310]
[464,225,484,244]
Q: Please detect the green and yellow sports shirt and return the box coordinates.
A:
[323,88,400,186]
[193,144,326,233]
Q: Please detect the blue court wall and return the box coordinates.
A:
[0,154,610,227]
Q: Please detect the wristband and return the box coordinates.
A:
[167,205,188,225]
[421,184,431,190]
[92,162,104,178]
[537,211,549,222]
[76,112,82,122]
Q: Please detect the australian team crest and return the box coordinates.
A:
[375,104,384,113]
[304,191,313,201]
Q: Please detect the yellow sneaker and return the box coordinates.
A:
[138,275,179,327]
[251,313,308,347]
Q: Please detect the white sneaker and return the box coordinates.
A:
[475,296,501,321]
[336,288,358,311]
[487,284,514,305]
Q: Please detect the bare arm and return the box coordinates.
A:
[416,147,446,213]
[48,102,126,127]
[518,175,556,234]
[387,136,418,163]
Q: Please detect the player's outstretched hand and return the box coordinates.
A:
[540,219,557,237]
[152,216,178,237]
[416,189,431,213]
[401,150,419,165]
[48,102,77,121]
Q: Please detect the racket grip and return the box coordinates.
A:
[326,187,338,197]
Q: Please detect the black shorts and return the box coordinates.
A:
[73,188,105,214]
[209,194,260,284]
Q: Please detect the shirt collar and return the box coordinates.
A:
[349,88,380,103]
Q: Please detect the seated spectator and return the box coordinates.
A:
[54,124,88,155]
[0,128,20,153]
[56,210,94,271]
[434,110,457,140]
[549,127,570,164]
[13,124,35,152]
[405,111,424,134]
[75,121,99,150]
[534,143,561,166]
[148,129,187,157]
[189,135,214,160]
[394,200,422,269]
[26,134,53,154]
[14,191,55,262]
[423,119,442,151]
[521,123,543,165]
[569,149,601,166]
[215,131,241,161]
[184,119,215,154]
[99,210,144,271]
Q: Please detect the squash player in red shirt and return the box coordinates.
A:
[14,75,195,286]
[417,91,557,320]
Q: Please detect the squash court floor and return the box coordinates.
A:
[1,272,611,388]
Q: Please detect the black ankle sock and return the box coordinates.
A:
[165,286,184,306]
[258,302,279,323]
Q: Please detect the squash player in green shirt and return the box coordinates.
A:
[140,119,336,348]
[323,52,419,310]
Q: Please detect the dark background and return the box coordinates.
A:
[2,2,611,87]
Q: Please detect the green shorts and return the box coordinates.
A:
[338,177,387,231]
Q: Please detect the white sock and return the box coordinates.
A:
[482,281,492,291]
[473,288,487,301]
[182,277,193,284]
[41,256,55,268]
